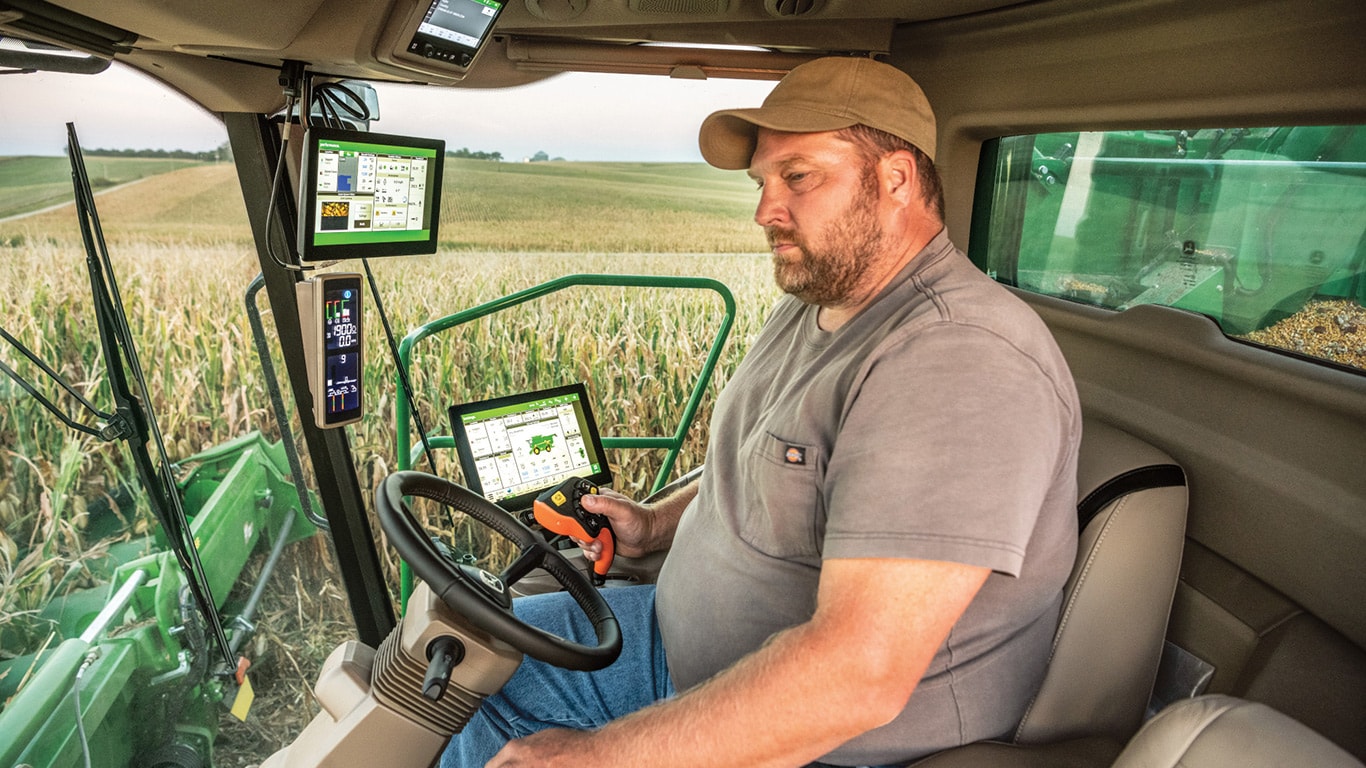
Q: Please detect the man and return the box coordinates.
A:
[443,56,1080,768]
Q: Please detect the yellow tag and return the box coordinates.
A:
[230,674,255,721]
[551,491,566,506]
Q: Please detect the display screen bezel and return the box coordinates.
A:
[449,382,613,511]
[412,0,506,56]
[297,127,445,262]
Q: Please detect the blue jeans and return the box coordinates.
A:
[440,584,674,767]
[439,584,900,768]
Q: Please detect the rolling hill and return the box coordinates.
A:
[0,155,211,221]
[0,156,767,253]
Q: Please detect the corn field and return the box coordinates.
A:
[0,160,775,759]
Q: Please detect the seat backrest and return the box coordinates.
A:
[1014,418,1188,745]
[1111,695,1364,768]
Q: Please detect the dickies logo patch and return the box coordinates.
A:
[784,445,807,465]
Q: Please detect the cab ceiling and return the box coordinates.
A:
[1,0,1028,113]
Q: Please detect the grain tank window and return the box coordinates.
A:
[971,127,1366,372]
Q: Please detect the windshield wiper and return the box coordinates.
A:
[5,124,237,670]
[0,326,132,440]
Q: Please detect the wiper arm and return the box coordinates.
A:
[0,326,132,441]
[65,122,236,669]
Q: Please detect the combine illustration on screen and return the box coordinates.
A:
[450,383,613,511]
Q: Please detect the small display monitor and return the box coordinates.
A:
[410,0,506,64]
[391,0,507,74]
[297,127,444,261]
[449,383,613,512]
[319,276,363,426]
[295,273,364,428]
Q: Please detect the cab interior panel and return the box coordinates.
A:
[881,0,1366,758]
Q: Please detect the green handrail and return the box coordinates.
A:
[395,273,736,607]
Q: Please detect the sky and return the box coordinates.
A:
[0,62,775,162]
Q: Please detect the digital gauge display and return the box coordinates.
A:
[322,280,362,425]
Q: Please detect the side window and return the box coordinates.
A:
[974,127,1366,371]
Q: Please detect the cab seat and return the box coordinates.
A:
[913,418,1188,766]
[1111,694,1364,768]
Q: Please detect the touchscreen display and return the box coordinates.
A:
[450,383,612,510]
[417,0,503,52]
[297,128,444,261]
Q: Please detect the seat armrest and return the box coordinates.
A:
[1112,695,1364,768]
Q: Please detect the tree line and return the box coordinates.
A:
[447,147,503,161]
[446,148,564,162]
[76,144,558,163]
[81,142,232,161]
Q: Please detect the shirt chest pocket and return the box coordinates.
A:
[738,432,825,561]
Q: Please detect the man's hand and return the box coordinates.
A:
[485,728,596,768]
[577,488,655,560]
[576,481,697,561]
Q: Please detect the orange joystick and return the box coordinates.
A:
[533,477,615,585]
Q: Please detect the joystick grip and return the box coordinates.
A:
[533,478,615,581]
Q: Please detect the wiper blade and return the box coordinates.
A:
[65,122,235,669]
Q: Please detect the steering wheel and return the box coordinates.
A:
[375,470,622,672]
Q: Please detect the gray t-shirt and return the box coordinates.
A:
[655,231,1081,766]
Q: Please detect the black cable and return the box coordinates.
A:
[317,83,341,129]
[321,83,372,122]
[321,95,339,129]
[262,87,308,273]
[361,258,440,477]
[311,80,373,129]
[360,260,461,539]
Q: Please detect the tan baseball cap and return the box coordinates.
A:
[698,56,937,170]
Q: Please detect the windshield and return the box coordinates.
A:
[1,62,776,764]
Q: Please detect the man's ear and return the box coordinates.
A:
[880,149,920,205]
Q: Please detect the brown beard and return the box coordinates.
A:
[766,166,884,306]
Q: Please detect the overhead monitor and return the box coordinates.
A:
[386,0,508,78]
[449,383,613,512]
[297,127,444,262]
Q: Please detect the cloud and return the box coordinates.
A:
[374,73,773,162]
[1,64,227,156]
[3,64,773,162]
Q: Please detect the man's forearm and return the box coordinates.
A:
[593,611,898,767]
[641,478,698,553]
[588,558,989,768]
